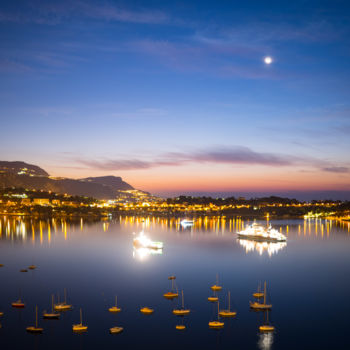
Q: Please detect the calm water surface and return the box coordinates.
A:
[0,216,350,350]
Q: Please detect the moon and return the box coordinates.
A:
[264,56,273,65]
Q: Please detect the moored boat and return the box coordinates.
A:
[238,223,286,242]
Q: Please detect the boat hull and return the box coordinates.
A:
[110,326,123,334]
[209,321,224,329]
[163,292,178,299]
[173,309,190,316]
[219,310,237,317]
[250,302,272,310]
[43,313,60,319]
[140,308,154,315]
[73,324,88,333]
[108,307,121,313]
[26,327,43,333]
[259,325,275,332]
[208,297,218,302]
[237,234,286,243]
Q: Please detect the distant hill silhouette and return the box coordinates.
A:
[81,176,133,191]
[0,161,134,199]
[0,161,49,176]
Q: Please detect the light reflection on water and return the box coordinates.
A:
[0,215,350,350]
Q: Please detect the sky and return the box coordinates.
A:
[0,0,350,198]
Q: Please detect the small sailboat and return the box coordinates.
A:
[0,264,4,267]
[110,326,124,334]
[72,308,88,333]
[54,288,72,311]
[43,295,60,319]
[173,290,190,316]
[259,310,275,333]
[209,301,224,329]
[253,283,264,298]
[219,291,237,317]
[250,281,272,310]
[12,291,25,308]
[26,306,43,333]
[109,296,121,313]
[20,269,28,272]
[176,324,186,330]
[208,290,219,302]
[163,276,179,299]
[140,307,154,315]
[0,312,4,317]
[28,263,37,270]
[210,274,222,291]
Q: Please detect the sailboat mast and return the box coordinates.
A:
[228,291,231,311]
[172,279,174,291]
[36,306,38,328]
[217,301,220,320]
[264,281,266,305]
[52,294,54,313]
[182,290,184,309]
[80,308,82,324]
[64,288,67,304]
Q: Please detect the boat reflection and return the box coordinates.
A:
[238,239,287,256]
[132,246,162,261]
[258,332,274,350]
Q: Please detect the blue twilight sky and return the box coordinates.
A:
[0,0,350,197]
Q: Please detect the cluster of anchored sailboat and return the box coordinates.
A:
[1,267,274,334]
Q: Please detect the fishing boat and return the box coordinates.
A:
[210,274,222,291]
[72,308,88,333]
[237,223,286,242]
[250,282,272,310]
[219,291,237,317]
[209,301,224,329]
[54,288,72,311]
[259,310,275,333]
[110,326,123,334]
[43,295,60,319]
[26,306,43,333]
[253,283,264,298]
[140,307,154,315]
[109,296,121,313]
[28,264,37,270]
[173,290,190,316]
[163,276,179,299]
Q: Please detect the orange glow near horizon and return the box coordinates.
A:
[46,163,350,194]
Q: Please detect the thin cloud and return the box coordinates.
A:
[322,167,349,173]
[76,146,324,171]
[0,1,169,25]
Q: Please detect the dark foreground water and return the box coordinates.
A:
[0,215,349,350]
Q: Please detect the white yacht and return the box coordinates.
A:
[237,223,286,242]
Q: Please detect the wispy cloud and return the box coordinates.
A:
[75,146,333,171]
[322,166,349,173]
[0,0,169,25]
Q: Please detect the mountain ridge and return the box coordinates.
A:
[0,161,134,199]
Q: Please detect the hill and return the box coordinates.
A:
[0,161,49,176]
[0,161,134,199]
